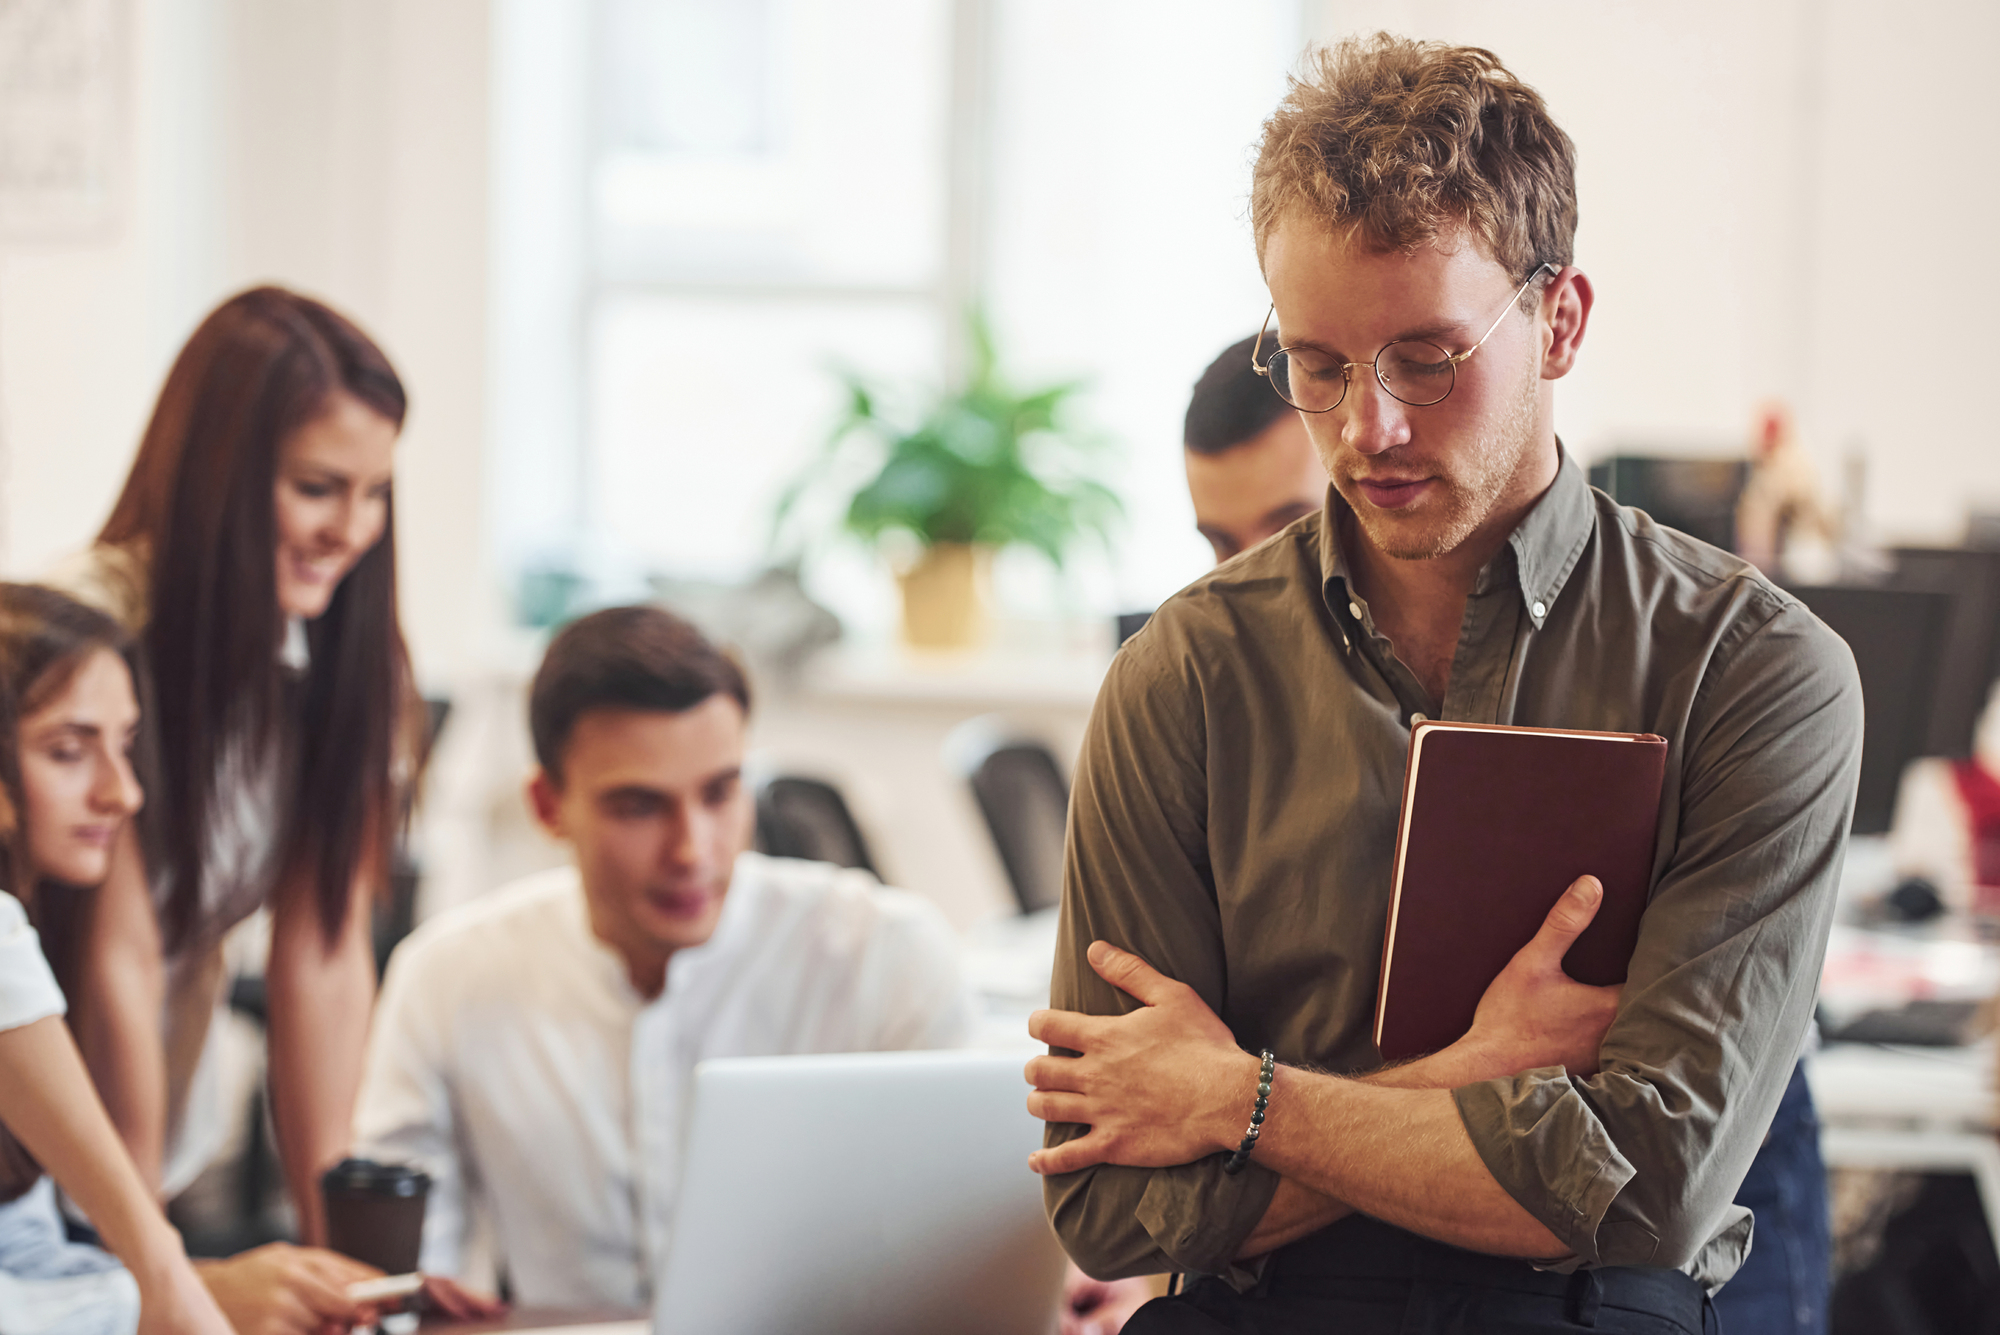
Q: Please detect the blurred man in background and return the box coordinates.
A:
[1183,334,1326,564]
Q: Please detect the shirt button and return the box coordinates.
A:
[1532,600,1547,619]
[1348,600,1362,619]
[1410,712,1428,724]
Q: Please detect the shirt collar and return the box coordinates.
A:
[1505,447,1594,629]
[1316,444,1593,632]
[654,851,764,1002]
[564,852,763,1009]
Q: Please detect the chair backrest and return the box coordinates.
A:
[950,720,1070,916]
[755,775,878,875]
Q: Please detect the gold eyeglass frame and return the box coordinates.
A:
[1251,262,1559,412]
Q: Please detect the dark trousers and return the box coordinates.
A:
[1126,1215,1716,1334]
[1714,1060,1830,1335]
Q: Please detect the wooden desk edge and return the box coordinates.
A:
[421,1308,645,1332]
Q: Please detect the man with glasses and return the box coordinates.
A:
[1025,35,1860,1335]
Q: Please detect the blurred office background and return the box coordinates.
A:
[5,1,2000,1326]
[6,0,1999,676]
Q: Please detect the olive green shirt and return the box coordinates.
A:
[1043,452,1862,1290]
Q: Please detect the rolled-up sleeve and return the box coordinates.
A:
[1042,634,1280,1279]
[1454,600,1862,1272]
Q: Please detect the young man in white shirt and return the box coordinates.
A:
[352,605,976,1308]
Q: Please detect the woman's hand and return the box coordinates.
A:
[132,1248,238,1335]
[196,1243,377,1335]
[1024,941,1259,1176]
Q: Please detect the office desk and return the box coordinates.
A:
[1809,1038,2000,1250]
[421,1311,643,1333]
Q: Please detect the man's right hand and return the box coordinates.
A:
[1456,875,1622,1078]
[196,1243,379,1335]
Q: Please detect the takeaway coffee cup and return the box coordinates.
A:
[321,1158,430,1278]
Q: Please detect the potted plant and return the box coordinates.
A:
[776,316,1120,649]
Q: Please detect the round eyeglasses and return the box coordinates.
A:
[1251,263,1557,413]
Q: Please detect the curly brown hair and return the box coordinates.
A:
[1252,34,1577,290]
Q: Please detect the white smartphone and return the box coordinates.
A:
[347,1272,424,1304]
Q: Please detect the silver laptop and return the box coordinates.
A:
[654,1049,1068,1335]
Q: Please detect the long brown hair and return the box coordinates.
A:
[0,583,137,1202]
[100,286,411,949]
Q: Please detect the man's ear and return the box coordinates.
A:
[1539,266,1593,380]
[527,768,565,840]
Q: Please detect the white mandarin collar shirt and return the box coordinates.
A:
[352,853,977,1308]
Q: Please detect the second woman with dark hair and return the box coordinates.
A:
[0,583,235,1335]
[51,285,419,1333]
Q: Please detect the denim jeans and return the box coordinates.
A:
[0,1178,138,1335]
[1713,1060,1831,1335]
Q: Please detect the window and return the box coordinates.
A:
[491,0,1302,630]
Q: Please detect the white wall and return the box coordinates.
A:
[0,0,500,689]
[4,0,1997,692]
[0,0,223,586]
[984,0,1304,612]
[1302,0,2000,544]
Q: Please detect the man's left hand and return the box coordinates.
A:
[1024,940,1256,1176]
[419,1274,508,1322]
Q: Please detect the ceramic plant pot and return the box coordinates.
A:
[897,542,989,649]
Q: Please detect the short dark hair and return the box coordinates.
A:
[1184,333,1293,457]
[529,605,752,783]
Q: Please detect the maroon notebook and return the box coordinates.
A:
[1372,720,1667,1064]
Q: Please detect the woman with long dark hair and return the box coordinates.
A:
[0,584,233,1335]
[54,286,416,1331]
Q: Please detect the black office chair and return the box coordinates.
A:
[1787,584,1954,835]
[755,775,878,874]
[948,719,1070,916]
[1885,547,2000,759]
[1587,455,1751,552]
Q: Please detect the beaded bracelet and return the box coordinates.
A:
[1221,1049,1276,1175]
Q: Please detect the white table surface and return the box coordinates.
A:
[1807,1039,1995,1130]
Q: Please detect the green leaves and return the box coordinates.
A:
[774,312,1120,567]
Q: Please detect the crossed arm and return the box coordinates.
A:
[1026,875,1620,1262]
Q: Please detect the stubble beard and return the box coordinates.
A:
[1347,354,1544,563]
